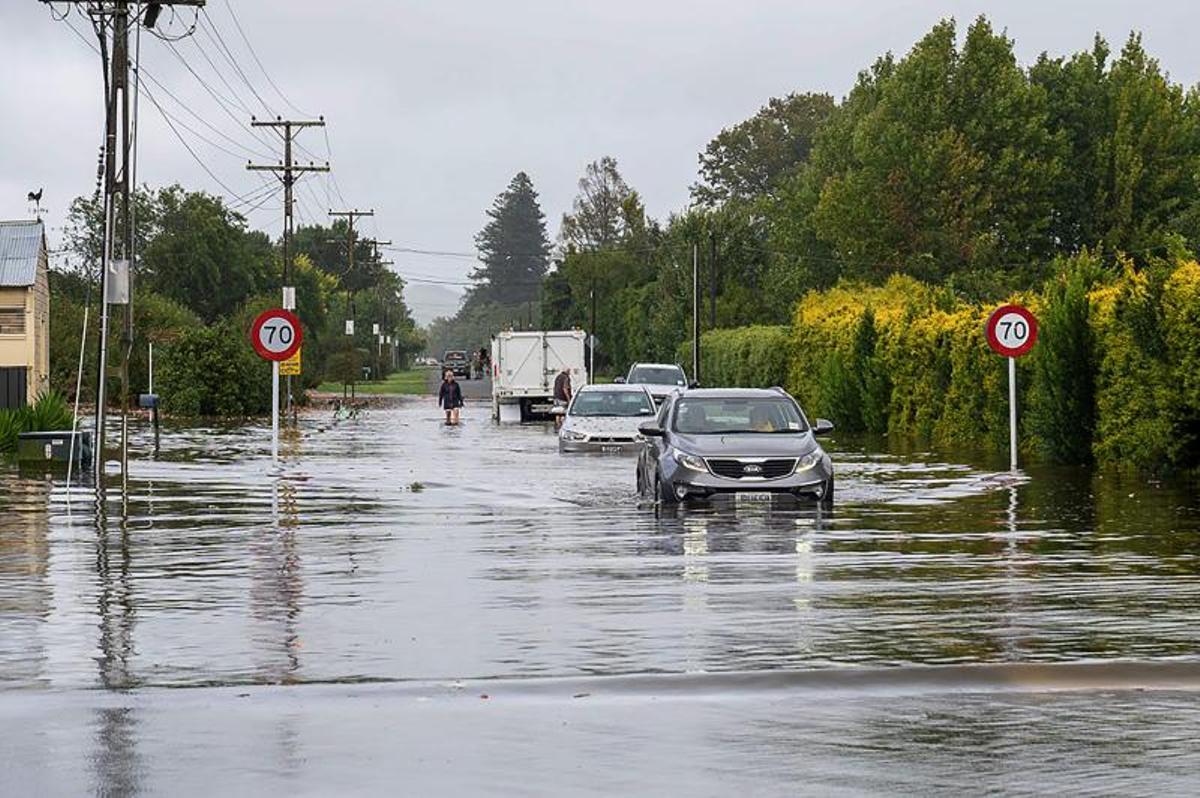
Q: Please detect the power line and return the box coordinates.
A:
[178,24,257,116]
[221,0,312,117]
[160,37,277,154]
[197,9,275,117]
[139,79,246,198]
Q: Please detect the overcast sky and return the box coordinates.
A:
[2,0,1197,297]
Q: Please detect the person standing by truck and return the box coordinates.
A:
[553,365,573,429]
[438,369,464,425]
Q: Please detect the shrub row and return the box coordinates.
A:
[684,257,1200,472]
[678,325,792,390]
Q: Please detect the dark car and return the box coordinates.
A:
[635,388,834,506]
[442,350,470,378]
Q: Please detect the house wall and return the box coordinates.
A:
[31,245,49,400]
[0,226,51,404]
[0,287,30,380]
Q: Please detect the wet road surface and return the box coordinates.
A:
[2,396,1199,794]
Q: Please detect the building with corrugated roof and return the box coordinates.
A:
[0,220,50,408]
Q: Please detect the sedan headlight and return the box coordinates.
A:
[794,451,822,472]
[674,451,708,472]
[561,429,589,442]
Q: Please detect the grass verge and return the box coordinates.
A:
[316,368,432,396]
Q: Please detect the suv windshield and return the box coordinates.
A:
[570,390,656,417]
[628,366,686,386]
[672,396,806,434]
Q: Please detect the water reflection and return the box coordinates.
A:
[0,402,1195,692]
[96,513,136,689]
[91,706,141,797]
[251,479,303,683]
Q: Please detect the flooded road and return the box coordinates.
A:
[2,395,1199,794]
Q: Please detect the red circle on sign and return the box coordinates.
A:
[985,304,1038,358]
[250,308,303,362]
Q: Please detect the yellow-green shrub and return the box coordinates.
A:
[678,325,791,388]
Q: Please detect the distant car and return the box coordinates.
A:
[636,388,835,506]
[442,350,470,377]
[623,362,688,404]
[559,384,657,453]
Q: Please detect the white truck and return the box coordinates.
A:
[491,330,588,422]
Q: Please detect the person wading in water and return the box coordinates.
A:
[438,369,464,425]
[553,365,573,430]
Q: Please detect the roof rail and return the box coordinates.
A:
[769,385,788,394]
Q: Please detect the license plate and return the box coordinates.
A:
[601,445,622,453]
[736,492,773,503]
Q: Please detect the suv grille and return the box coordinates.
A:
[706,458,796,480]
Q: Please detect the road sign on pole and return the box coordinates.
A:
[250,309,304,467]
[985,304,1039,471]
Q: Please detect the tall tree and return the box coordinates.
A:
[808,17,1064,284]
[470,171,551,305]
[559,157,636,251]
[692,92,835,206]
[140,186,274,323]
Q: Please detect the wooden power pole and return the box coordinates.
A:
[247,117,328,420]
[43,0,206,488]
[328,209,373,398]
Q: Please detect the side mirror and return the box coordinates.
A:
[613,377,626,384]
[638,422,665,438]
[813,419,835,435]
[687,381,699,389]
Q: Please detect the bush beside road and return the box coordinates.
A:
[682,256,1200,473]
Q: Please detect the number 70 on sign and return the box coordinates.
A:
[250,308,303,362]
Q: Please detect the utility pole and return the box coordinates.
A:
[44,1,206,489]
[248,117,328,421]
[329,209,374,398]
[692,243,700,386]
[709,230,718,330]
[365,241,394,380]
[589,280,597,381]
[361,237,392,380]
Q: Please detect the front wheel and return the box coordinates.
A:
[819,476,834,509]
[656,471,679,505]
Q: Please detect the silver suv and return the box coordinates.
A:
[635,388,835,506]
[622,362,688,404]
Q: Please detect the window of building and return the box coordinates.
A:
[0,307,25,335]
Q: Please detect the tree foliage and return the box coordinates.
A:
[471,171,551,305]
[692,92,835,206]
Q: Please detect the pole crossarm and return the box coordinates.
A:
[39,1,207,5]
[247,164,330,172]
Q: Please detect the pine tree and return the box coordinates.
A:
[471,172,551,306]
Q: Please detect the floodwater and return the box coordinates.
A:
[2,395,1199,795]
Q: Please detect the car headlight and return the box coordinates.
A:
[561,429,588,442]
[794,451,822,472]
[674,451,707,472]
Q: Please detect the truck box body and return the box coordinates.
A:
[491,330,587,421]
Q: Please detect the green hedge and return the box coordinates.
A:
[679,259,1200,472]
[156,322,272,417]
[677,325,791,389]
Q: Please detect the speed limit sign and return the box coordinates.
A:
[250,308,303,362]
[985,304,1038,358]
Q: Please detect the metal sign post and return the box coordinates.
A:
[250,308,304,468]
[985,304,1039,471]
[271,360,280,463]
